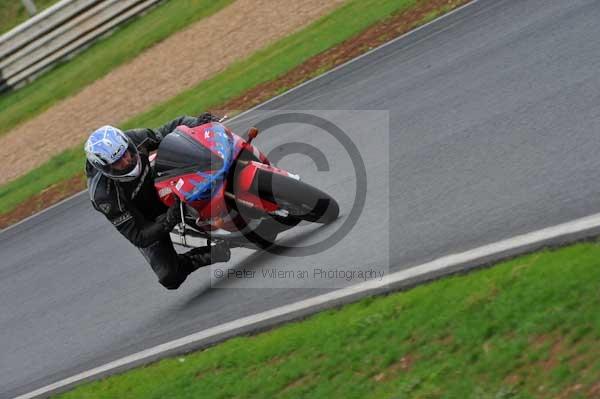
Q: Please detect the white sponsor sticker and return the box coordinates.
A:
[158,187,173,198]
[175,178,184,191]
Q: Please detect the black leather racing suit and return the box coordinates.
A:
[86,115,229,290]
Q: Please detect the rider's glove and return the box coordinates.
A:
[159,198,182,232]
[198,112,221,124]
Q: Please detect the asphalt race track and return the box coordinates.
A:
[3,0,600,396]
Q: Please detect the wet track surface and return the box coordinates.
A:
[3,0,600,396]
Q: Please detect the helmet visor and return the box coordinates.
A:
[99,141,141,179]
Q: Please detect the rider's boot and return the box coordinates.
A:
[179,240,231,275]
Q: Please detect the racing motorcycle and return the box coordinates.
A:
[150,119,339,249]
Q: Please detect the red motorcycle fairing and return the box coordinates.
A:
[183,122,270,167]
[154,123,287,231]
[153,122,340,248]
[234,161,300,213]
[155,171,228,219]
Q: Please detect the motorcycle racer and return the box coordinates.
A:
[84,113,231,290]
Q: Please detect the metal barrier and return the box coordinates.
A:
[0,0,162,92]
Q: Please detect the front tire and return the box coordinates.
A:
[253,170,339,224]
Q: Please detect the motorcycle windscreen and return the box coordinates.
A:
[154,129,224,176]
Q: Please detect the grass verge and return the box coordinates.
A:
[0,0,60,34]
[120,0,422,129]
[55,242,600,398]
[0,147,83,215]
[0,0,469,226]
[0,0,233,137]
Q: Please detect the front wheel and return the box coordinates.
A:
[253,170,339,224]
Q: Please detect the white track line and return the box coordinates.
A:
[15,212,600,399]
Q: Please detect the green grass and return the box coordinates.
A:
[121,0,421,128]
[0,0,431,217]
[54,242,600,398]
[0,0,60,34]
[0,0,234,137]
[0,147,81,214]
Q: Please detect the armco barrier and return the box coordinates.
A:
[0,0,162,92]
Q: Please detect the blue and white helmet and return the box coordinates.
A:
[84,125,141,182]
